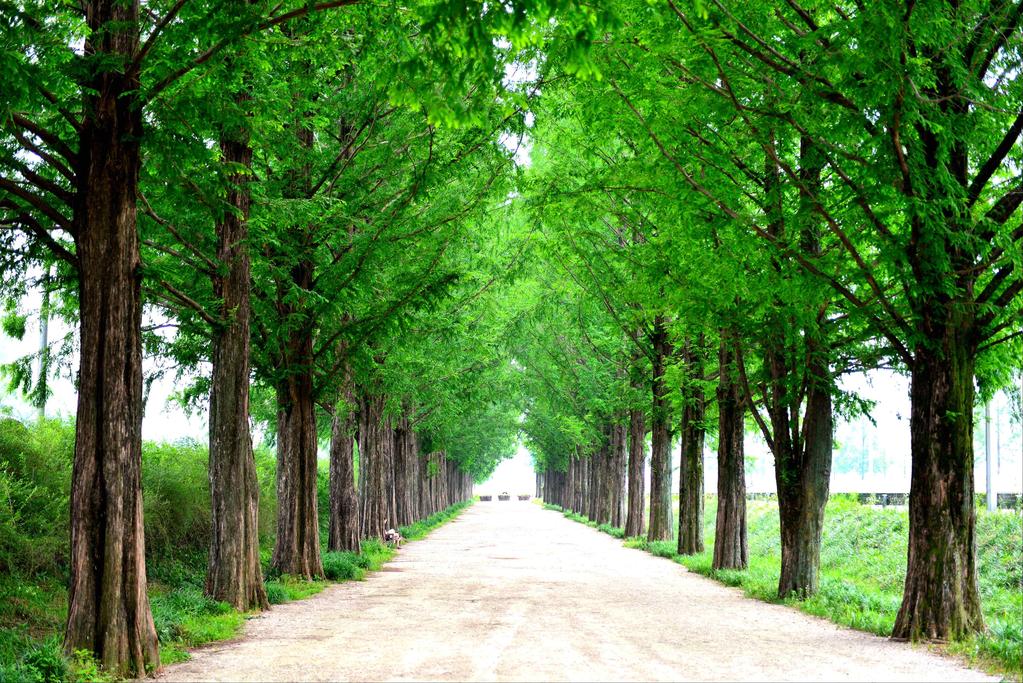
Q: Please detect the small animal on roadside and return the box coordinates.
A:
[383,528,404,548]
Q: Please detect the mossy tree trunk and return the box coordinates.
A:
[893,321,984,640]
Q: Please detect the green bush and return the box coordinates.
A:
[596,523,624,539]
[0,636,69,683]
[0,418,280,578]
[0,418,73,576]
[151,586,231,644]
[142,440,212,561]
[0,416,470,679]
[263,581,288,605]
[322,552,364,581]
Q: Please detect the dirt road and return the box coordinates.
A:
[158,502,992,682]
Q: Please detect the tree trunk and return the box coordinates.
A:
[610,420,627,528]
[328,365,360,553]
[893,327,984,640]
[393,416,413,527]
[648,315,673,541]
[678,338,706,555]
[206,130,268,611]
[360,393,392,538]
[625,402,646,537]
[713,334,747,570]
[565,451,576,512]
[775,369,832,597]
[575,447,586,513]
[64,1,160,672]
[594,431,610,524]
[272,356,322,578]
[767,132,834,598]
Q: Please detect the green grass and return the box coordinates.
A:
[548,496,1023,678]
[0,500,472,681]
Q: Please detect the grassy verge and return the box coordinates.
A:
[0,500,472,681]
[544,497,1022,679]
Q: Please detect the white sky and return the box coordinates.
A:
[478,442,536,496]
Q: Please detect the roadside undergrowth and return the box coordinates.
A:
[544,497,1022,679]
[0,499,472,681]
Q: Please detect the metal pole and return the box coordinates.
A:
[985,401,996,512]
[36,266,50,421]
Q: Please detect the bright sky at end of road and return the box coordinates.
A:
[478,442,535,497]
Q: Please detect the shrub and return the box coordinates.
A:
[263,581,288,605]
[68,650,114,683]
[151,585,231,644]
[141,440,213,560]
[18,637,68,683]
[322,552,363,581]
[0,418,73,576]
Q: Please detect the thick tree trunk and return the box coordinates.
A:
[566,451,577,512]
[206,131,268,611]
[272,364,322,578]
[625,403,646,537]
[610,420,627,528]
[766,133,834,598]
[648,315,673,541]
[360,393,393,538]
[678,338,706,555]
[893,328,984,640]
[327,366,360,553]
[583,454,592,516]
[594,431,610,524]
[64,2,159,672]
[713,334,747,570]
[393,416,414,527]
[775,373,832,597]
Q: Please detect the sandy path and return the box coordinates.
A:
[158,502,992,682]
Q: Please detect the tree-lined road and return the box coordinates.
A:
[159,504,991,682]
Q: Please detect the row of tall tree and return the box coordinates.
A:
[518,0,1021,648]
[0,0,576,674]
[1,0,1020,675]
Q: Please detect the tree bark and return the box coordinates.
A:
[713,333,747,570]
[610,420,627,528]
[648,315,674,541]
[564,455,573,511]
[393,416,412,526]
[678,338,706,555]
[766,132,835,598]
[360,393,393,538]
[206,128,268,611]
[625,400,646,537]
[775,365,832,597]
[593,430,610,524]
[64,1,160,673]
[272,342,323,578]
[327,364,360,553]
[893,325,984,640]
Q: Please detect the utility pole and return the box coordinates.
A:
[36,266,50,421]
[985,401,995,512]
